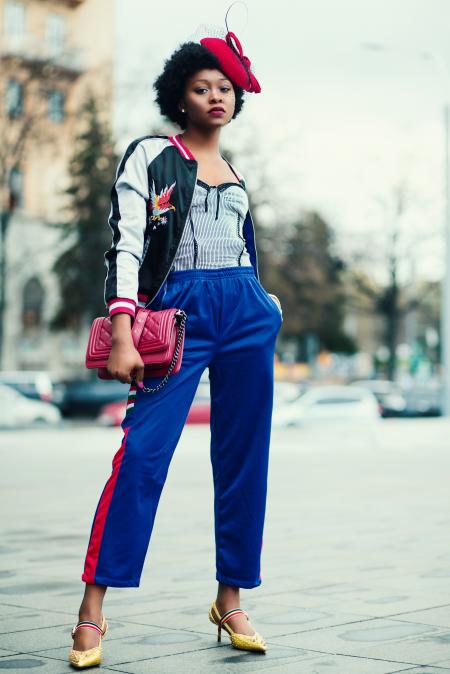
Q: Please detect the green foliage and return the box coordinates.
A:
[264,211,356,354]
[50,93,118,330]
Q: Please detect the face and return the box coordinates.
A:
[179,68,236,128]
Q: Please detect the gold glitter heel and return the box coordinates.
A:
[208,600,267,653]
[68,615,108,668]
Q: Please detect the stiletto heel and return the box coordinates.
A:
[208,600,266,653]
[68,615,108,668]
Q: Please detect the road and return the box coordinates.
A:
[1,418,450,672]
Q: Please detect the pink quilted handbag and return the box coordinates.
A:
[85,307,187,394]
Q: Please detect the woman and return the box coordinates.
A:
[69,24,283,669]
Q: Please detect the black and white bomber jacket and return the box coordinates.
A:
[103,133,281,319]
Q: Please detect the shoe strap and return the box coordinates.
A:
[71,619,104,639]
[219,607,248,626]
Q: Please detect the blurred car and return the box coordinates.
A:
[186,380,210,424]
[274,381,303,406]
[98,377,306,427]
[401,382,442,417]
[0,370,55,403]
[59,378,130,417]
[98,400,127,427]
[98,378,213,426]
[0,383,62,429]
[271,384,381,427]
[350,379,407,417]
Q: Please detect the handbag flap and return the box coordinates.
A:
[86,309,178,364]
[137,309,176,353]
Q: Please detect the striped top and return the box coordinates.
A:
[170,178,253,271]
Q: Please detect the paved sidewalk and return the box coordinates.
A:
[1,418,450,673]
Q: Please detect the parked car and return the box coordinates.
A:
[271,384,381,427]
[0,370,55,403]
[59,378,130,417]
[186,380,210,424]
[350,379,407,417]
[0,383,62,429]
[273,381,303,406]
[97,400,127,427]
[98,379,212,426]
[401,382,442,417]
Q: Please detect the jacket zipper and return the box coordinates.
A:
[189,210,198,268]
[144,163,260,305]
[144,164,199,306]
[236,213,244,266]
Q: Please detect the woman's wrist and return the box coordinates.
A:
[111,313,133,346]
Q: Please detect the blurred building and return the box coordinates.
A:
[0,0,114,375]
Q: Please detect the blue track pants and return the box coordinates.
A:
[82,266,282,589]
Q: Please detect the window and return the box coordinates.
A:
[22,277,45,329]
[8,166,23,209]
[4,0,26,38]
[48,89,65,122]
[6,79,23,118]
[46,12,66,57]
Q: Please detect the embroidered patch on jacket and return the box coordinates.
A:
[125,384,137,416]
[149,179,176,229]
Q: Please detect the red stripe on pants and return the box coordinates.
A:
[81,427,129,584]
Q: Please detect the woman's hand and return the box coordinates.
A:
[106,312,144,385]
[107,340,144,384]
[268,293,283,314]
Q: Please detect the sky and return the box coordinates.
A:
[114,0,450,285]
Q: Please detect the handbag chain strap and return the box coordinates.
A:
[140,309,188,394]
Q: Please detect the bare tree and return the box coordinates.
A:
[345,178,439,379]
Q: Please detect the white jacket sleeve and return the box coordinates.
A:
[103,139,149,318]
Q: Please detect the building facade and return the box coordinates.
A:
[0,0,114,375]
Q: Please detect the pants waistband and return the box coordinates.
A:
[166,266,257,283]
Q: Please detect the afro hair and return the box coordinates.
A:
[153,41,245,130]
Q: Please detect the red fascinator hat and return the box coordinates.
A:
[190,2,261,94]
[200,31,261,93]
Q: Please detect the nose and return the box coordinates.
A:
[210,89,223,102]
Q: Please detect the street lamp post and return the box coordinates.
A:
[362,42,450,416]
[443,101,450,414]
[421,49,450,416]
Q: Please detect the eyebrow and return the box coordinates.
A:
[193,78,231,84]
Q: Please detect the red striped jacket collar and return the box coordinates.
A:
[168,133,243,184]
[168,134,196,160]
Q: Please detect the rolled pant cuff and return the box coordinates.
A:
[216,571,262,589]
[82,574,140,588]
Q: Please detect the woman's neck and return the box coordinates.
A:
[178,127,222,159]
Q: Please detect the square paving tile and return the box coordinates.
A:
[270,618,446,663]
[0,608,75,634]
[0,653,76,671]
[352,629,450,666]
[0,618,152,654]
[39,627,224,666]
[246,653,443,674]
[0,649,20,658]
[120,601,372,639]
[106,642,313,673]
[388,606,450,630]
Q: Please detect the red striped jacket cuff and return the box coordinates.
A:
[107,297,136,318]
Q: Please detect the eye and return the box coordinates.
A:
[194,86,232,94]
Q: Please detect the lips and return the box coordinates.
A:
[208,107,225,114]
